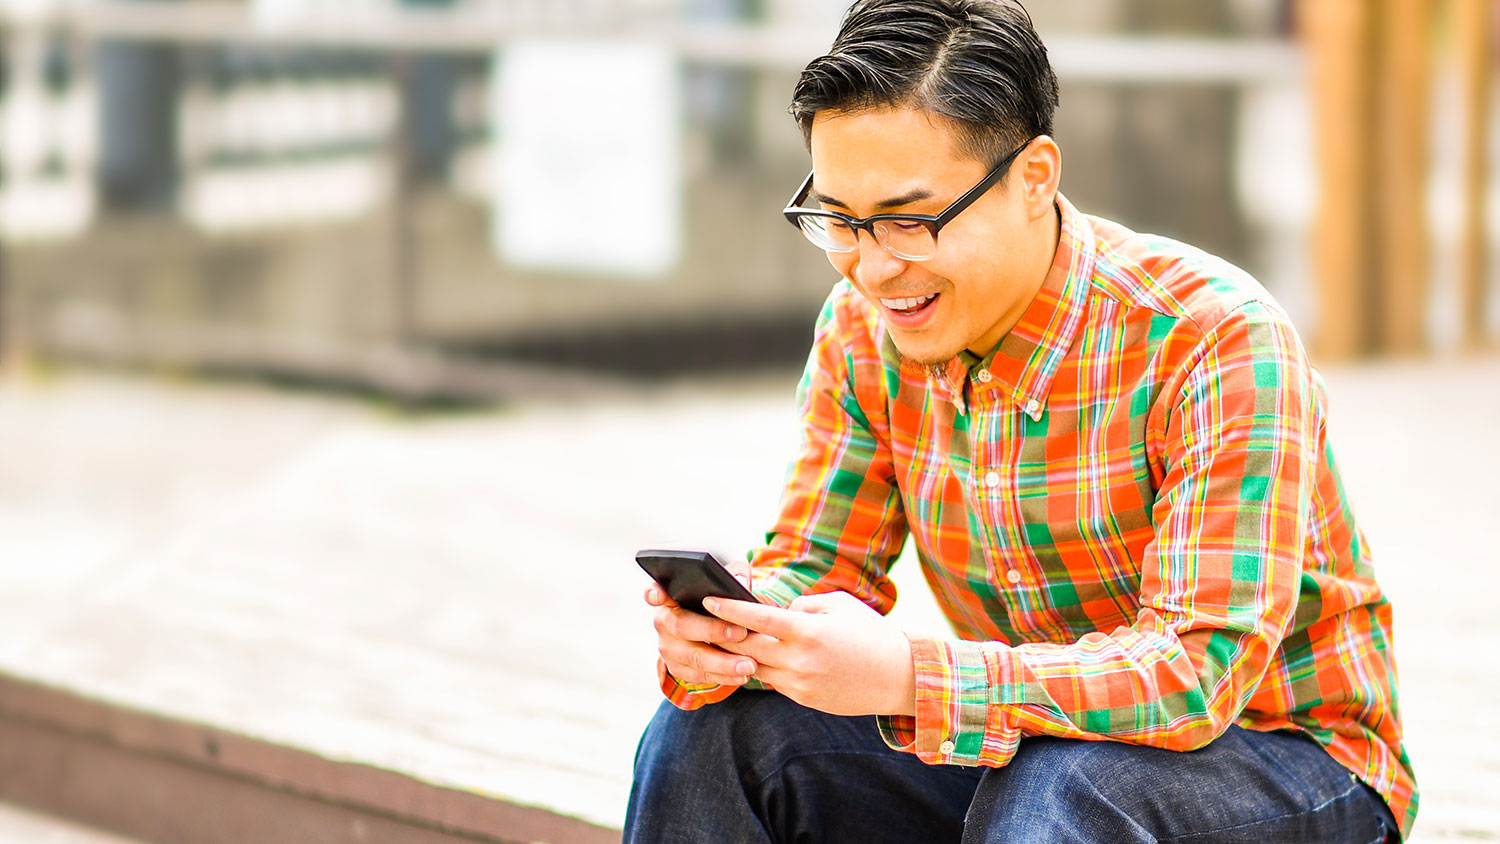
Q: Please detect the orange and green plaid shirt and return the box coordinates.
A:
[661,195,1417,836]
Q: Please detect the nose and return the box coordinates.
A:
[851,229,907,289]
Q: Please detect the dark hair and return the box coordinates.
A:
[789,0,1058,167]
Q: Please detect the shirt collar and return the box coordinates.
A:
[957,195,1095,420]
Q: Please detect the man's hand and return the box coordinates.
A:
[706,591,916,717]
[646,561,758,687]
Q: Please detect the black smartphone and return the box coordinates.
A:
[635,549,758,616]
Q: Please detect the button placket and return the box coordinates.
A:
[970,393,1000,497]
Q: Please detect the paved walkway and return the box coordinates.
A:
[0,802,147,844]
[0,357,1496,840]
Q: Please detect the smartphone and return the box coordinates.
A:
[635,549,758,616]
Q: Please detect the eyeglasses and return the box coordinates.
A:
[782,137,1035,262]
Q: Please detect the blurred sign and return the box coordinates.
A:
[493,40,682,280]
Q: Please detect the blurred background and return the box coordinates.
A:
[0,0,1490,388]
[0,1,1496,843]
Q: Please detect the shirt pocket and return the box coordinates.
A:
[1015,442,1155,636]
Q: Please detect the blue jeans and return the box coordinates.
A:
[625,690,1400,843]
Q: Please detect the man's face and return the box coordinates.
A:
[807,107,1058,365]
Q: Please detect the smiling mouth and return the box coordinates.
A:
[880,293,939,316]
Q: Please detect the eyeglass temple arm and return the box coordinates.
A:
[785,170,815,210]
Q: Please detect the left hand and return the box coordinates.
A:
[705,591,916,717]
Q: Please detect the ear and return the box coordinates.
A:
[1017,135,1062,222]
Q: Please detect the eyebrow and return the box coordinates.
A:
[808,186,937,212]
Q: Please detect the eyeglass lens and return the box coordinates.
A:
[796,216,937,261]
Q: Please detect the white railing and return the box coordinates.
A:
[0,1,1305,241]
[3,1,1303,79]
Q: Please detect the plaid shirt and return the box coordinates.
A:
[661,195,1417,836]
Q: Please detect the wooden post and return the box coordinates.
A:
[1375,0,1434,355]
[1455,0,1492,350]
[1303,0,1379,360]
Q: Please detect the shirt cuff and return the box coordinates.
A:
[658,658,739,709]
[903,634,1023,766]
[877,714,917,751]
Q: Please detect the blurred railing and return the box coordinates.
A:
[3,0,1484,400]
[12,2,1307,74]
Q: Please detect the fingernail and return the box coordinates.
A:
[703,597,720,613]
[736,659,754,675]
[724,625,742,641]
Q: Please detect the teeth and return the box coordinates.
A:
[880,293,937,311]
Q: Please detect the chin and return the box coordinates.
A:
[888,333,961,367]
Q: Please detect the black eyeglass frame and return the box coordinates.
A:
[781,136,1037,261]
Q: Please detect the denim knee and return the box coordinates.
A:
[963,737,1154,844]
[627,692,983,844]
[625,697,771,844]
[960,728,1397,844]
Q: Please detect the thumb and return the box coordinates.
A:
[724,558,753,591]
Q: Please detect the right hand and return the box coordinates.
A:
[646,560,758,687]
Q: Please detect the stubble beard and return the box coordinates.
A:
[886,325,966,367]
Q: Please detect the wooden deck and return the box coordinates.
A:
[0,359,1497,841]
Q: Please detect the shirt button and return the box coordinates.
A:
[1025,399,1041,415]
[976,369,992,383]
[939,739,956,755]
[1006,569,1022,584]
[984,472,1000,488]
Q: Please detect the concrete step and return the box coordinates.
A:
[1,360,1497,842]
[0,802,149,844]
[0,674,613,844]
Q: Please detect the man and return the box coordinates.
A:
[626,1,1418,841]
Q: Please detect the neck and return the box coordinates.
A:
[965,202,1062,357]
